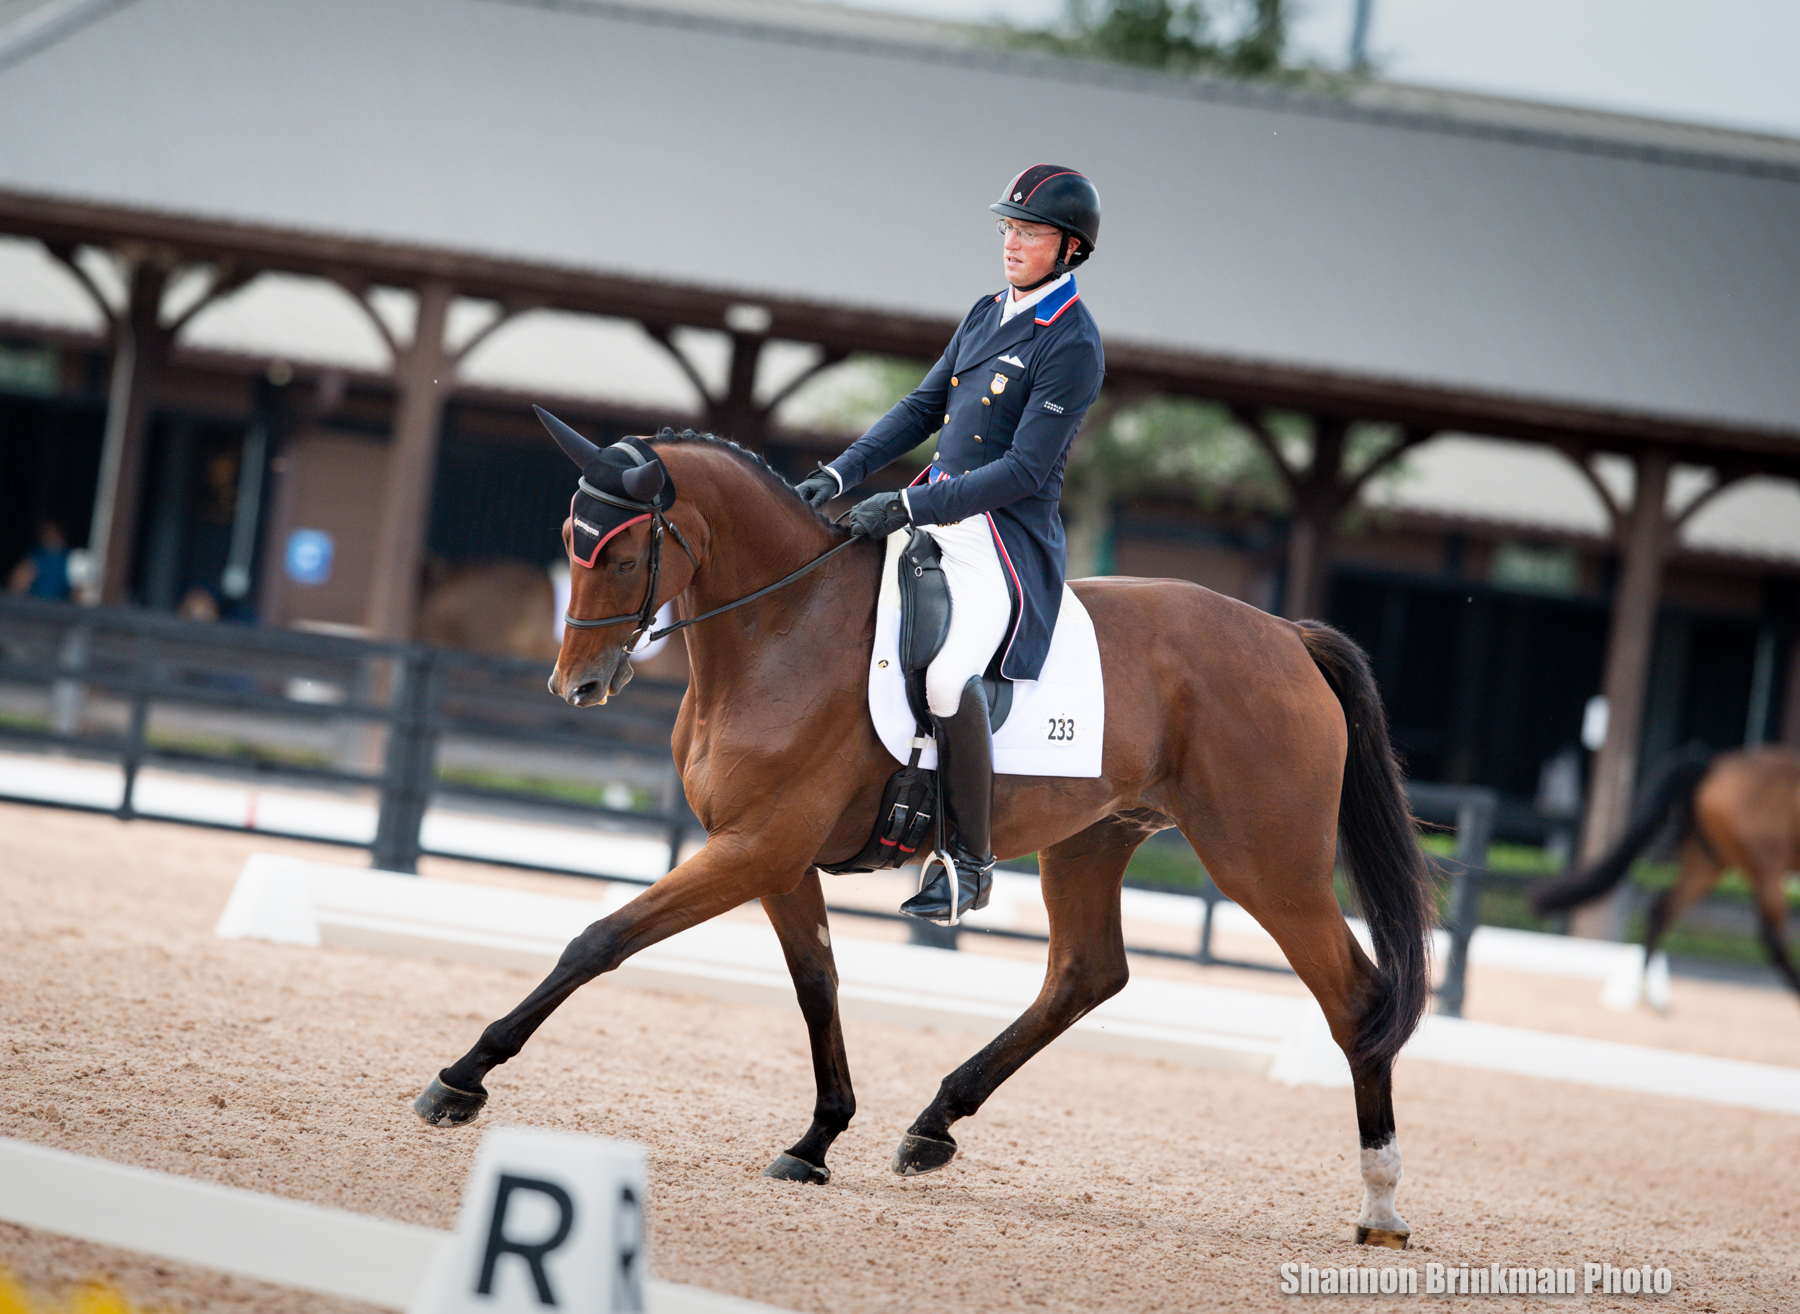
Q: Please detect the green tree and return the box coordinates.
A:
[1014,0,1292,78]
[1062,395,1286,578]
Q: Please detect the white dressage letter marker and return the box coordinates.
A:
[409,1127,647,1313]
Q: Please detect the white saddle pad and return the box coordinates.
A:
[867,531,1104,777]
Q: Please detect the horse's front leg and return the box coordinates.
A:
[893,819,1137,1175]
[414,835,808,1126]
[757,868,856,1184]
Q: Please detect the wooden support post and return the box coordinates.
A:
[1282,417,1346,621]
[1230,410,1429,623]
[1572,448,1672,939]
[86,260,172,605]
[364,280,454,642]
[641,323,843,456]
[713,331,764,444]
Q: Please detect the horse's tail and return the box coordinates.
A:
[1530,746,1714,915]
[1297,621,1434,1072]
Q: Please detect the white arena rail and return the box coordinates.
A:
[217,854,1800,1115]
[0,1138,791,1313]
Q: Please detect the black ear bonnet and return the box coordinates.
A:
[536,406,676,567]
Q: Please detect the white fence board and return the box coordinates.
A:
[0,1139,794,1312]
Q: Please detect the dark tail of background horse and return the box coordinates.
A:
[1298,622,1435,1069]
[1530,746,1715,916]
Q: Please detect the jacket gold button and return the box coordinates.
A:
[951,376,958,386]
[944,414,950,424]
[933,452,941,461]
[981,397,990,406]
[973,435,983,443]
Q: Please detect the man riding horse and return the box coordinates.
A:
[418,163,1430,1245]
[794,165,1106,925]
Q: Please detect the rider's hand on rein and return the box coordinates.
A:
[845,492,912,539]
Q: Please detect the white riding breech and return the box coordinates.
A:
[918,515,1011,717]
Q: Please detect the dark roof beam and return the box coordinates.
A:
[6,191,1798,472]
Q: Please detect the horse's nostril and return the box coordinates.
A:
[571,680,600,704]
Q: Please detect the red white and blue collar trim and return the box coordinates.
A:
[991,277,1080,326]
[1031,279,1080,326]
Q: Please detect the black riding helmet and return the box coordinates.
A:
[990,165,1100,282]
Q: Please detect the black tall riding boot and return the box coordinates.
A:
[900,675,995,925]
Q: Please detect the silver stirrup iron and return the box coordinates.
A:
[919,849,962,926]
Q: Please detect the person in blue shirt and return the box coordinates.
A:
[795,166,1105,923]
[8,522,72,601]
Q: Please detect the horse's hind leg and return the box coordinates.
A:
[1639,838,1723,1010]
[758,869,856,1184]
[1748,864,1800,1001]
[1209,851,1410,1247]
[892,815,1144,1175]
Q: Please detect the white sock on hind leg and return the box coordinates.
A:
[1358,1135,1406,1232]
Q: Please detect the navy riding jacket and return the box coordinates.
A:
[826,279,1104,681]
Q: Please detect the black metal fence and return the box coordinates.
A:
[0,596,1504,1012]
[1408,783,1498,1018]
[0,595,695,875]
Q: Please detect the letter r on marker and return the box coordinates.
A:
[478,1174,578,1304]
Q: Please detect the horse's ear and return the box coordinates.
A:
[621,461,665,503]
[535,405,599,469]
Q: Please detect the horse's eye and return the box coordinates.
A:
[615,558,638,575]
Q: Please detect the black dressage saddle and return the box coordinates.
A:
[897,529,1014,734]
[817,529,1014,875]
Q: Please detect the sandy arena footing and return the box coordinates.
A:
[2,803,1797,1312]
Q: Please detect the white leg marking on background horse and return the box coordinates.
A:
[1645,949,1671,1012]
[816,922,831,948]
[1600,944,1647,1011]
[1358,1135,1407,1232]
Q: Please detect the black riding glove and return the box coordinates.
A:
[792,469,840,510]
[845,491,912,539]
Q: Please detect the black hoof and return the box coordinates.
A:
[413,1073,487,1127]
[892,1132,958,1176]
[761,1152,830,1185]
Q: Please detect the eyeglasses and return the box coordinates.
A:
[996,219,1061,245]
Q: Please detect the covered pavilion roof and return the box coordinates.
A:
[1,0,1797,461]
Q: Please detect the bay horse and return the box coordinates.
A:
[1533,746,1800,1005]
[413,427,1435,1247]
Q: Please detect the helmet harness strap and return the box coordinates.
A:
[1009,232,1079,296]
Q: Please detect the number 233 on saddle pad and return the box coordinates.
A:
[866,529,1105,777]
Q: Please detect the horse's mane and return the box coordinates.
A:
[648,427,839,528]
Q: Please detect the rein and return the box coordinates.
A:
[564,494,861,647]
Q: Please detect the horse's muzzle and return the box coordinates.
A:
[551,648,635,707]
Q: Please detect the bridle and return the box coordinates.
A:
[563,480,863,650]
